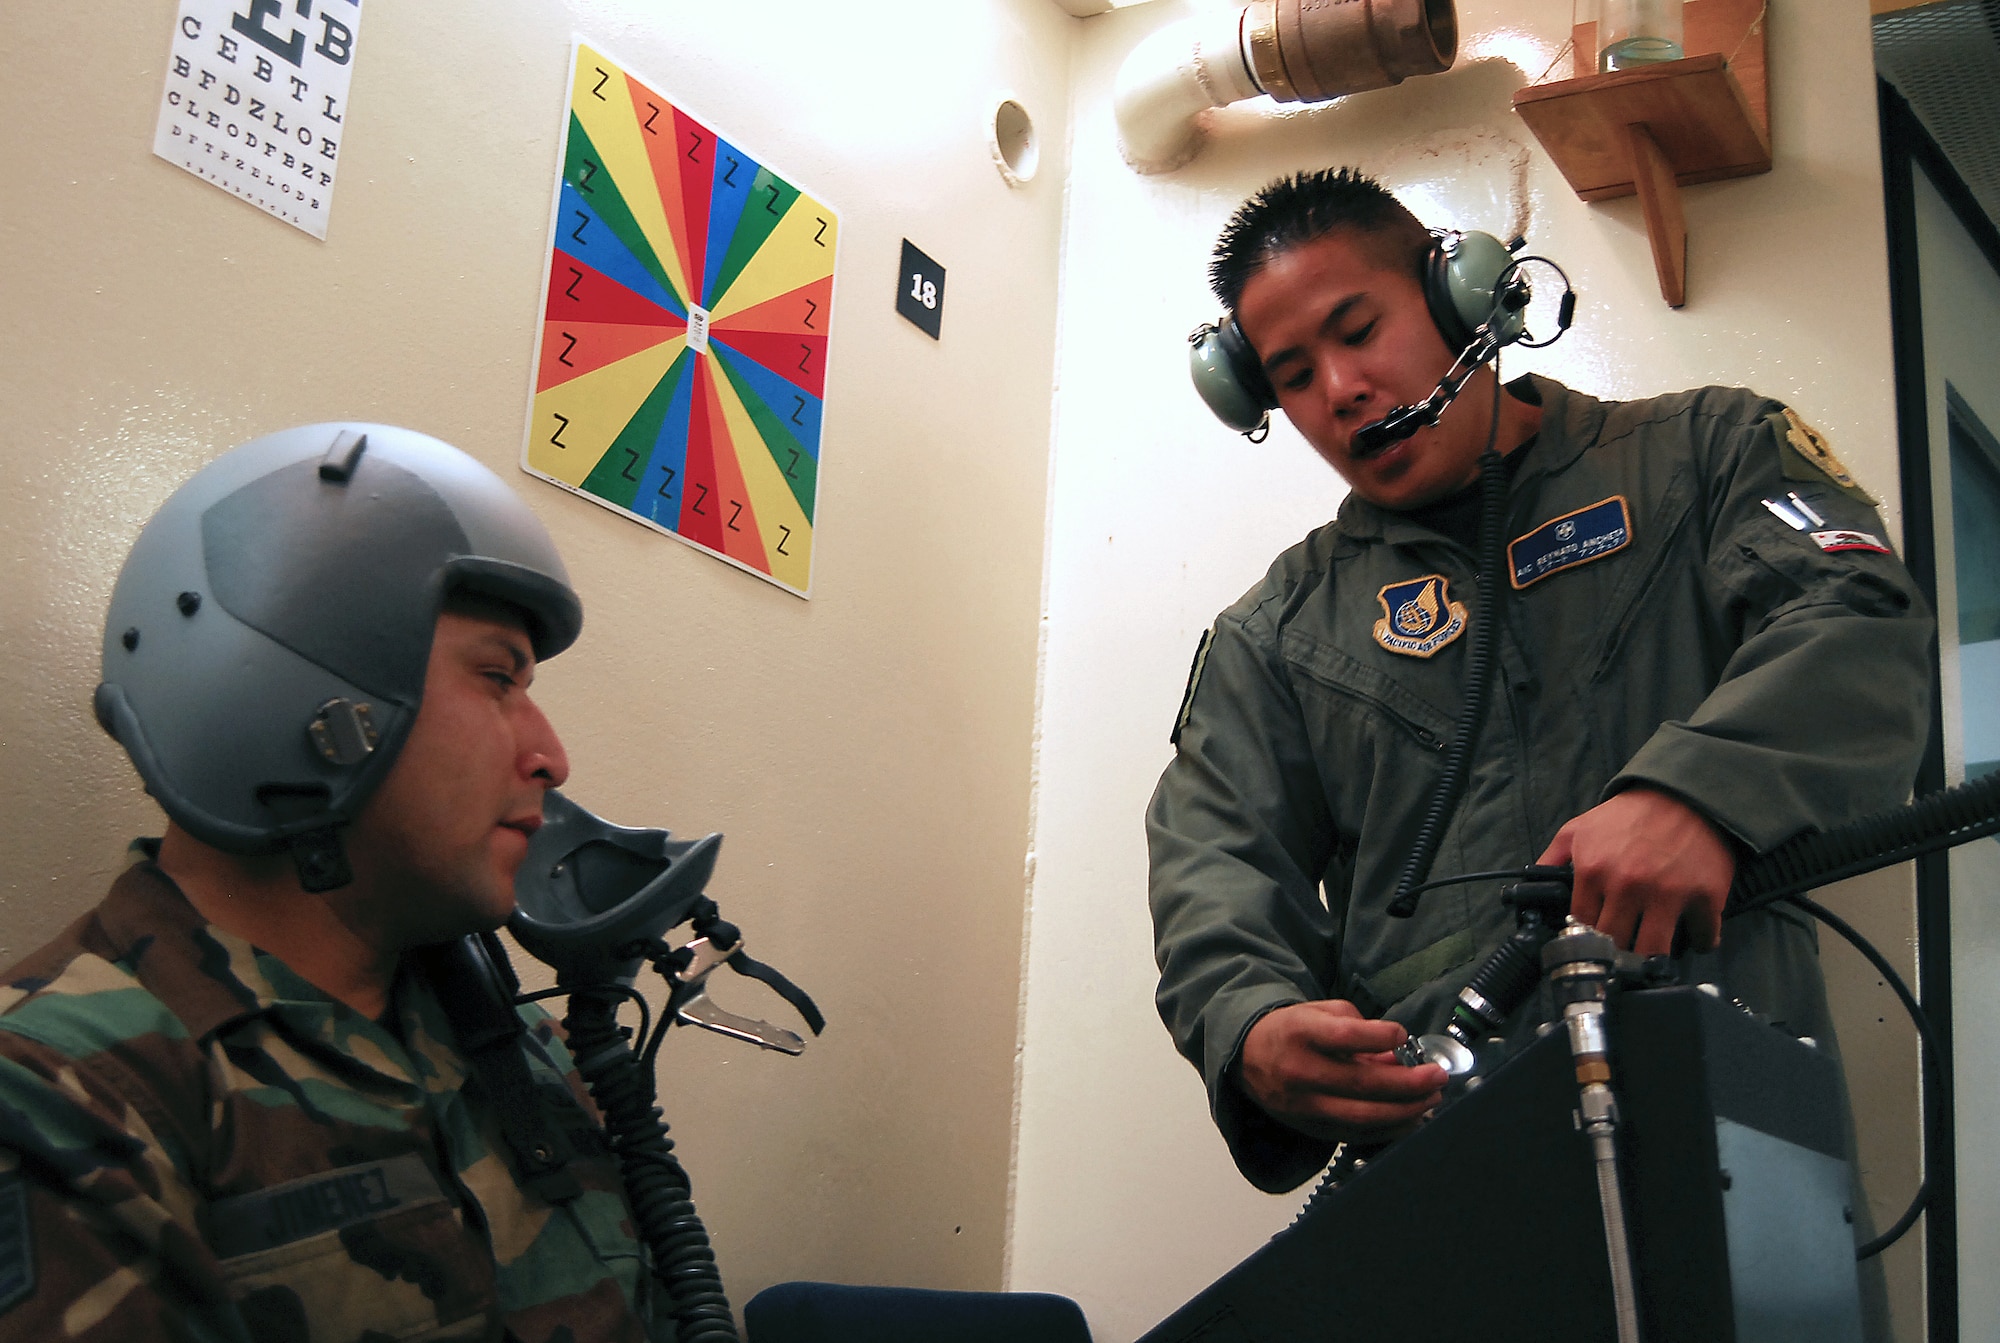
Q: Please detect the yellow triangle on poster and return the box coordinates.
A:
[569,46,693,309]
[709,194,837,325]
[528,336,687,486]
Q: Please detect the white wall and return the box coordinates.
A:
[1011,1,1925,1338]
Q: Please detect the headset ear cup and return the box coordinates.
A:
[1189,318,1274,434]
[1426,231,1528,350]
[1219,315,1278,411]
[1423,236,1473,351]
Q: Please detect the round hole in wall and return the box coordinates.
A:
[991,98,1038,187]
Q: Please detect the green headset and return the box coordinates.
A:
[1188,229,1533,438]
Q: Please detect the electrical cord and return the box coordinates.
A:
[1729,774,1999,1255]
[1783,892,1941,1259]
[1503,256,1577,350]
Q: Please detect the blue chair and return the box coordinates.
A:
[744,1281,1093,1342]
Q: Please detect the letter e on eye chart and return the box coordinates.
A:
[152,0,364,240]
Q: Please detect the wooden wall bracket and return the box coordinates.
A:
[1625,124,1688,306]
[1511,0,1770,308]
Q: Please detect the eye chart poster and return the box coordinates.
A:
[522,43,840,598]
[152,0,363,240]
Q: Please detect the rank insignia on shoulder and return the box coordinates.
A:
[1773,407,1878,505]
[1171,627,1216,746]
[1508,496,1632,589]
[1811,528,1893,555]
[1374,575,1467,658]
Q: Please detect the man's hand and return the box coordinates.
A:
[1537,786,1734,957]
[1237,1000,1445,1142]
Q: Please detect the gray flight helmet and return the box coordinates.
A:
[95,423,583,889]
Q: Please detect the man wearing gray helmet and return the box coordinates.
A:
[0,425,665,1341]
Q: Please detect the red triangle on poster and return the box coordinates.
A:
[545,251,687,327]
[536,320,685,392]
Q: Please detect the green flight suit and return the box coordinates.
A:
[1148,377,1933,1195]
[0,856,665,1342]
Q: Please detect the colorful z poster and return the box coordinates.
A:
[522,42,840,598]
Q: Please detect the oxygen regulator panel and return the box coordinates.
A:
[1140,988,1864,1343]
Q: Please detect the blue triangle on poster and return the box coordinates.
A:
[636,349,698,531]
[702,138,759,309]
[710,336,823,461]
[559,181,687,319]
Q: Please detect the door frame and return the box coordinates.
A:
[1879,76,2000,1343]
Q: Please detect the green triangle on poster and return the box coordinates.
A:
[709,166,800,312]
[565,115,685,311]
[715,348,818,522]
[581,348,692,510]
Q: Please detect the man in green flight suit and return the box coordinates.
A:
[0,424,671,1341]
[1147,167,1933,1226]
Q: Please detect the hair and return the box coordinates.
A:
[441,586,542,649]
[1209,168,1433,310]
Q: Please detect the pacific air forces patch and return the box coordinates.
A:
[1373,575,1467,658]
[1773,407,1877,505]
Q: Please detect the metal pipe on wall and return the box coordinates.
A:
[1113,0,1459,174]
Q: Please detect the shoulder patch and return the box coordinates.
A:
[0,1175,32,1314]
[1171,628,1216,746]
[1773,408,1877,505]
[1373,576,1468,658]
[1508,497,1632,589]
[1811,528,1893,555]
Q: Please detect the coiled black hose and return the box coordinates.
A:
[1730,769,2000,913]
[1387,443,1509,919]
[565,988,739,1343]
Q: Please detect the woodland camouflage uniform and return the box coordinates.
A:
[0,853,663,1342]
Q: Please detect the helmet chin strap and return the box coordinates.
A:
[254,783,353,893]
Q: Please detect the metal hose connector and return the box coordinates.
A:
[1243,0,1457,103]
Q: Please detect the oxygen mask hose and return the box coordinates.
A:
[564,988,739,1343]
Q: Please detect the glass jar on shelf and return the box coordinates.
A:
[1597,0,1685,71]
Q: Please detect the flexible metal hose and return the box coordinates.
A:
[1589,1119,1643,1343]
[565,988,739,1343]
